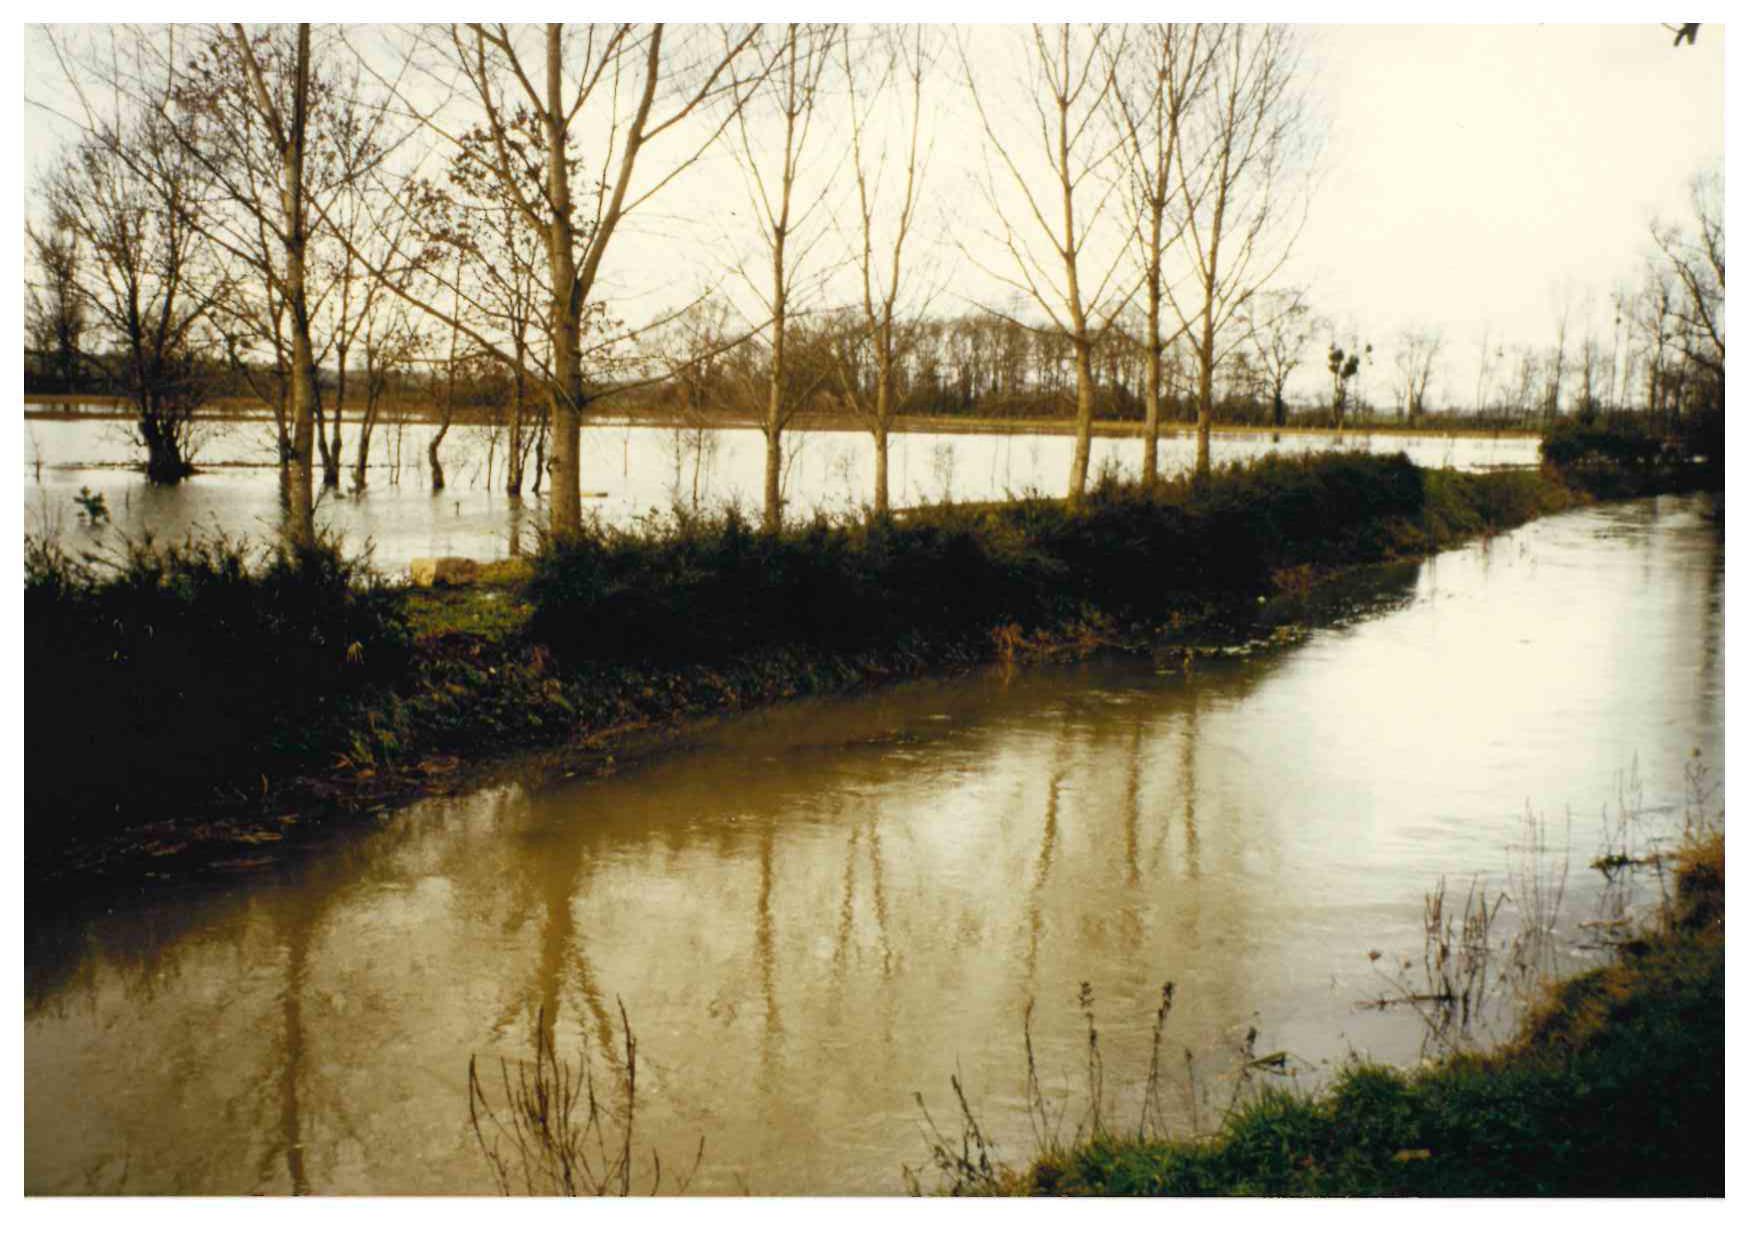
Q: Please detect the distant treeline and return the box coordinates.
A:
[27,294,1724,448]
[23,349,503,413]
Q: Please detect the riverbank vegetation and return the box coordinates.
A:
[928,827,1724,1197]
[27,448,1705,893]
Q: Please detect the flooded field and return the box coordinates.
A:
[23,415,1541,574]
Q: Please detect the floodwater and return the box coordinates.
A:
[24,414,1541,574]
[23,494,1721,1195]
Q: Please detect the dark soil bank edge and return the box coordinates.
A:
[24,448,1710,905]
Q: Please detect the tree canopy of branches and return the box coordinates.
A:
[730,22,839,530]
[25,213,85,395]
[35,30,223,482]
[1243,288,1312,432]
[1393,326,1442,425]
[1109,22,1214,484]
[832,24,936,515]
[415,22,766,536]
[1166,23,1310,478]
[962,23,1135,504]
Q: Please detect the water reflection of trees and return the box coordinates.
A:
[24,634,1348,1192]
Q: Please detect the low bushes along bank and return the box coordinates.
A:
[23,451,1642,879]
[25,535,411,838]
[524,452,1563,668]
[1539,420,1718,499]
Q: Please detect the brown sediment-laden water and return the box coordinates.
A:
[24,494,1721,1194]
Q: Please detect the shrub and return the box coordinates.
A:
[528,453,1437,670]
[1540,423,1688,498]
[25,531,411,834]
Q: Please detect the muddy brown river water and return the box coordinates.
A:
[23,493,1722,1195]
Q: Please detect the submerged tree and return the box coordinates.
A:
[443,118,549,496]
[156,23,398,543]
[35,39,221,483]
[402,22,767,537]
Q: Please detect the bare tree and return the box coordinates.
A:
[658,299,731,511]
[961,23,1135,502]
[112,23,396,542]
[351,295,421,490]
[1109,23,1214,484]
[313,54,427,492]
[387,23,766,537]
[34,36,222,483]
[730,23,839,530]
[25,212,85,395]
[1541,291,1571,425]
[226,25,323,544]
[1473,325,1496,420]
[428,252,465,491]
[1392,325,1442,425]
[1576,328,1607,421]
[1630,266,1675,425]
[443,119,549,495]
[1652,168,1724,388]
[1243,287,1312,435]
[1507,344,1540,424]
[1165,24,1310,479]
[832,24,936,516]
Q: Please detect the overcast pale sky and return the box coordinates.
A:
[1286,23,1724,403]
[22,19,1726,411]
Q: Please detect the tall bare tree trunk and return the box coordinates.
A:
[1056,32,1096,507]
[1142,292,1162,486]
[314,393,335,486]
[763,245,787,531]
[353,423,371,490]
[872,366,891,513]
[325,342,347,489]
[543,24,584,536]
[506,349,526,494]
[431,298,459,493]
[1069,341,1095,496]
[534,426,547,494]
[281,24,318,550]
[762,427,783,529]
[1195,295,1215,478]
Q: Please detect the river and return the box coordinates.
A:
[22,493,1721,1195]
[24,414,1541,574]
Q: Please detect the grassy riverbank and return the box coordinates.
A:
[22,449,1693,893]
[993,830,1724,1197]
